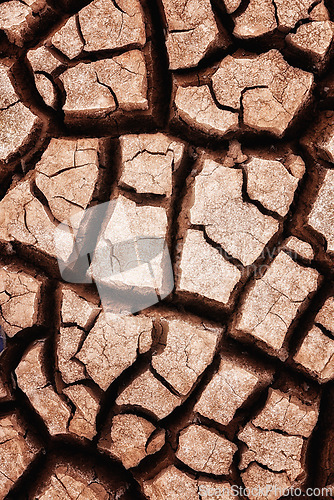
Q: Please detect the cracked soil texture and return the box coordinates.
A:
[0,0,334,498]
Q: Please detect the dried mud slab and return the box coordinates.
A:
[234,250,320,358]
[0,412,41,497]
[239,381,320,494]
[0,0,333,498]
[0,63,40,180]
[98,413,165,469]
[0,264,46,337]
[0,0,56,47]
[159,0,230,70]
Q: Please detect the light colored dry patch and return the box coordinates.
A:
[119,133,185,196]
[27,45,62,74]
[189,158,279,266]
[63,385,99,440]
[286,21,334,63]
[233,0,277,39]
[57,327,86,385]
[285,154,306,178]
[76,312,153,391]
[89,195,169,299]
[274,0,319,30]
[238,423,304,481]
[176,425,237,475]
[60,50,148,112]
[174,85,239,137]
[308,169,334,251]
[294,326,334,382]
[194,355,272,425]
[99,414,165,468]
[116,369,181,419]
[57,288,100,385]
[35,138,99,227]
[212,50,313,136]
[235,251,319,352]
[78,0,146,52]
[151,316,220,395]
[241,463,291,500]
[15,341,71,436]
[240,382,319,495]
[315,296,334,333]
[284,236,314,260]
[0,265,44,337]
[34,73,57,108]
[224,139,248,166]
[0,63,39,163]
[0,413,40,498]
[0,138,101,262]
[220,0,242,13]
[309,0,330,21]
[0,1,31,45]
[178,229,241,304]
[35,465,110,499]
[61,287,100,328]
[143,465,200,500]
[51,16,83,59]
[27,46,61,106]
[244,157,302,216]
[0,179,70,260]
[160,0,223,69]
[253,388,319,438]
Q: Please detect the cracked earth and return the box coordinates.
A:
[0,0,334,498]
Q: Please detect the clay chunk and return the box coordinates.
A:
[252,388,319,438]
[119,133,185,196]
[63,384,99,440]
[0,265,45,337]
[0,0,50,46]
[116,369,181,419]
[35,138,100,226]
[178,229,241,304]
[194,353,273,425]
[60,51,148,113]
[233,0,277,39]
[76,313,153,390]
[286,21,334,69]
[99,414,165,468]
[238,423,304,481]
[143,466,200,500]
[35,465,111,499]
[303,111,334,162]
[174,84,239,137]
[15,341,71,436]
[151,316,220,395]
[235,251,319,354]
[78,0,146,52]
[244,156,303,216]
[176,425,237,475]
[0,413,40,498]
[294,326,334,382]
[308,169,334,252]
[189,157,279,266]
[284,237,314,260]
[0,63,39,166]
[0,138,101,263]
[212,50,313,136]
[57,288,100,385]
[160,0,226,69]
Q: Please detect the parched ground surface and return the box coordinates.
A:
[0,0,334,498]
